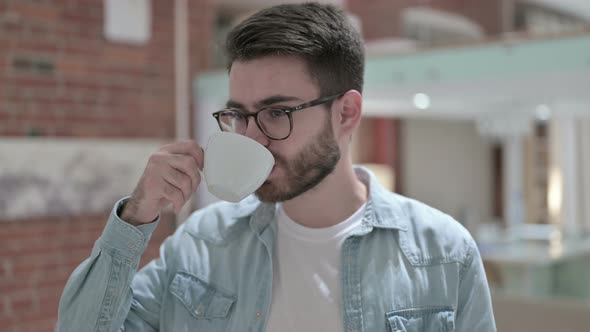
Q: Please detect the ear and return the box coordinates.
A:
[334,90,362,138]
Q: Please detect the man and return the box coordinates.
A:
[57,3,496,331]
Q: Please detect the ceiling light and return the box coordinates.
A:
[535,104,551,122]
[413,93,430,110]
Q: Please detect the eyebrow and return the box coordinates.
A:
[225,95,303,111]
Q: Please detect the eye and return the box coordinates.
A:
[267,109,287,117]
[220,110,244,119]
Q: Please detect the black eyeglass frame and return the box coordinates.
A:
[212,92,345,140]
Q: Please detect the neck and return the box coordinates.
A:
[282,157,367,228]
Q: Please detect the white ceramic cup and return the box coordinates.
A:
[202,132,275,203]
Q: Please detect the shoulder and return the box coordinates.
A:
[391,194,477,267]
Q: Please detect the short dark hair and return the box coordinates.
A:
[225,2,364,96]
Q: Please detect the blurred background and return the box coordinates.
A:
[1,0,589,331]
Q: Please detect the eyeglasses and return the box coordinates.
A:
[212,93,344,140]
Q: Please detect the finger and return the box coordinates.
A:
[167,154,200,193]
[162,166,192,203]
[161,179,185,213]
[162,140,204,170]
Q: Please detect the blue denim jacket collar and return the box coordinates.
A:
[355,166,408,232]
[241,166,408,237]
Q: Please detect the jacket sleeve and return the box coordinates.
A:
[455,239,497,332]
[56,198,165,332]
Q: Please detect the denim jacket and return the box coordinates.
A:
[57,167,496,331]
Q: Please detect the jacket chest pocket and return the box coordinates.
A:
[170,272,236,320]
[386,306,455,332]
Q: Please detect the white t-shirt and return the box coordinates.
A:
[265,203,366,332]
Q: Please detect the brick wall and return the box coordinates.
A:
[0,0,214,331]
[0,0,213,138]
[0,212,176,332]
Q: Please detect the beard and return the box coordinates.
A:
[255,118,341,203]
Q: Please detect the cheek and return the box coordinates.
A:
[291,112,324,135]
[265,114,326,159]
[267,143,292,162]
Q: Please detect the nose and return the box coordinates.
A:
[244,116,270,146]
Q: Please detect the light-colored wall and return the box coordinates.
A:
[401,118,493,229]
[0,139,163,220]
